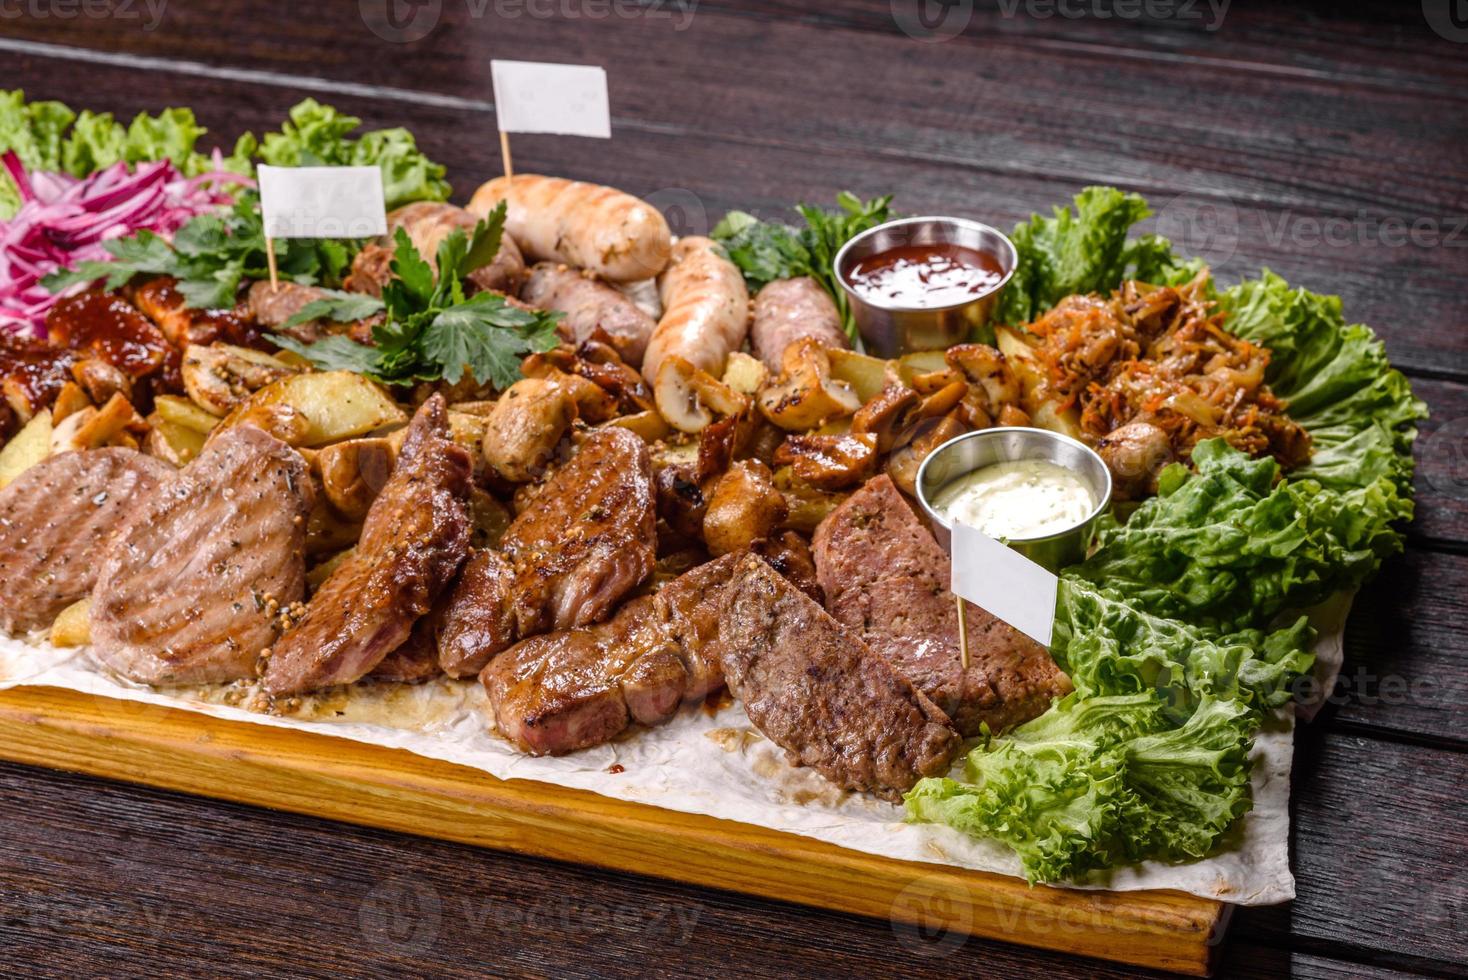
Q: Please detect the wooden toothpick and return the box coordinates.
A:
[499,129,514,181]
[956,594,970,670]
[265,235,280,293]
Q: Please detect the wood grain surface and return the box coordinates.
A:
[1,1,1465,977]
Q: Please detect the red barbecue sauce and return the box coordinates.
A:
[849,243,1004,308]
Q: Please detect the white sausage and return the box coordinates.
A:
[641,237,749,387]
[468,175,672,283]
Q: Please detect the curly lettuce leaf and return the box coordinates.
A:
[996,186,1196,325]
[259,99,450,210]
[1069,439,1409,634]
[907,693,1255,883]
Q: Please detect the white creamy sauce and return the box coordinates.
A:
[933,459,1094,540]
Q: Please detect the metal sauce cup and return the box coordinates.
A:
[833,216,1017,357]
[915,427,1113,572]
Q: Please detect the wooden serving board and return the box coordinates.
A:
[0,684,1226,975]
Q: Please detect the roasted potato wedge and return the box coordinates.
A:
[144,415,208,467]
[216,371,406,448]
[605,410,672,443]
[995,326,1082,438]
[721,351,768,397]
[827,349,893,404]
[154,394,223,434]
[895,350,949,385]
[0,408,52,489]
[49,597,92,647]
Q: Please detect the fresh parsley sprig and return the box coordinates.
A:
[43,189,354,309]
[711,191,895,341]
[269,202,560,391]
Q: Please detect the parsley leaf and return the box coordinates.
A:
[712,191,895,341]
[270,213,559,391]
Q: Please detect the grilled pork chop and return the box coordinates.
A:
[481,552,744,755]
[261,395,471,696]
[437,427,656,678]
[0,448,172,634]
[716,556,961,802]
[812,475,1071,736]
[90,427,312,685]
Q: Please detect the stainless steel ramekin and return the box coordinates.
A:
[915,427,1113,572]
[833,216,1017,357]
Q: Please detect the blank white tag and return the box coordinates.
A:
[491,60,612,138]
[951,522,1059,647]
[257,165,387,239]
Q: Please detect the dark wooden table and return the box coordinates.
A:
[1,3,1464,976]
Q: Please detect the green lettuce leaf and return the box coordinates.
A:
[907,693,1256,883]
[259,99,450,210]
[996,186,1197,326]
[1067,438,1408,633]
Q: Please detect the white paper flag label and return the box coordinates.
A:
[257,165,387,240]
[951,522,1059,647]
[491,60,611,138]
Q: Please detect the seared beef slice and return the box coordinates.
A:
[0,448,171,634]
[262,395,470,695]
[716,556,961,802]
[437,426,656,678]
[91,427,312,685]
[812,474,1070,736]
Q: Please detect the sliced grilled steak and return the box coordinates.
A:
[482,552,744,755]
[437,427,656,678]
[368,615,444,684]
[0,448,172,634]
[90,427,312,685]
[812,474,1071,736]
[261,395,471,696]
[715,555,961,802]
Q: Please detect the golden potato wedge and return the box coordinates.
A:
[144,416,208,467]
[51,382,92,424]
[0,409,52,489]
[702,460,787,557]
[827,348,893,404]
[994,326,1083,439]
[721,351,768,397]
[895,350,949,386]
[154,394,223,434]
[604,410,672,443]
[216,371,406,448]
[49,597,92,647]
[447,410,490,481]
